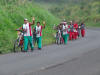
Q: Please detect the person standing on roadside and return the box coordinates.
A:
[19,17,35,52]
[35,21,46,50]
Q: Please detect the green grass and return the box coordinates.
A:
[86,22,100,27]
[0,1,60,54]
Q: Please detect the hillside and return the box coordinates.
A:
[35,0,100,27]
[0,0,60,53]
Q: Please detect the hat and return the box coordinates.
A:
[24,18,28,21]
[70,21,72,23]
[61,22,67,24]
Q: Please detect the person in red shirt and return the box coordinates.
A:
[68,21,74,40]
[73,21,78,40]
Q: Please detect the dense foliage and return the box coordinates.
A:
[36,0,100,27]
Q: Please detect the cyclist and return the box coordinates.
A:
[34,21,46,50]
[19,17,35,52]
[53,23,63,44]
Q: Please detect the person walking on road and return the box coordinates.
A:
[62,22,68,44]
[69,21,74,40]
[73,21,78,40]
[81,22,85,37]
[77,24,81,38]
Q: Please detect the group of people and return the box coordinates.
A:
[54,20,85,45]
[18,17,85,52]
[18,17,46,52]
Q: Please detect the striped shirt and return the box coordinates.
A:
[23,23,32,36]
[35,26,42,37]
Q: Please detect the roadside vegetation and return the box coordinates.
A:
[0,0,60,53]
[0,0,100,54]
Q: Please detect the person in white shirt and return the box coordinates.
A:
[19,17,35,52]
[62,22,68,44]
[34,21,46,50]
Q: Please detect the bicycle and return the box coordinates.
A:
[56,30,63,45]
[13,29,24,52]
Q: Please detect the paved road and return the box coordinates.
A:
[0,29,100,75]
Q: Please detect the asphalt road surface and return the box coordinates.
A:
[0,29,100,75]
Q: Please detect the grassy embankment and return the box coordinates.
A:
[0,0,60,54]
